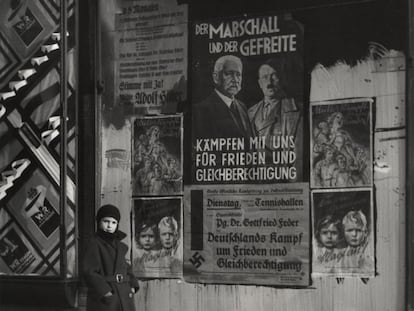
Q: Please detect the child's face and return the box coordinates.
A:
[319,122,328,133]
[337,155,347,169]
[159,227,176,249]
[99,217,118,233]
[319,223,340,249]
[343,222,365,247]
[144,159,152,168]
[169,160,177,169]
[325,148,334,160]
[139,228,156,250]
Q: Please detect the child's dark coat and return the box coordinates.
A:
[83,231,139,311]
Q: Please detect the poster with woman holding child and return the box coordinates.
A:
[310,98,373,189]
[311,189,375,277]
[132,115,183,196]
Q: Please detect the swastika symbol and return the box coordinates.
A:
[189,252,205,268]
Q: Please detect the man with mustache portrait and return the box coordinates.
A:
[193,55,255,140]
[248,59,303,179]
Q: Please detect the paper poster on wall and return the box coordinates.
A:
[187,13,308,286]
[184,183,309,286]
[132,197,182,278]
[132,115,183,196]
[310,98,373,189]
[191,14,304,185]
[311,189,375,277]
[114,1,188,114]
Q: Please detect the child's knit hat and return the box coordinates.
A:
[96,204,121,222]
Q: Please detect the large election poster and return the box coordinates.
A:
[191,14,304,184]
[186,14,308,285]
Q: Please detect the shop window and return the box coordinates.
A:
[0,0,78,307]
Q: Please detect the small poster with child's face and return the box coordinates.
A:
[132,197,182,278]
[311,189,375,277]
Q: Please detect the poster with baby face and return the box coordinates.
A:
[132,197,182,278]
[311,189,375,277]
[310,98,373,189]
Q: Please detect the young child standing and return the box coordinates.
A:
[83,204,139,311]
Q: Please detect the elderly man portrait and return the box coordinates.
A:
[193,55,255,139]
